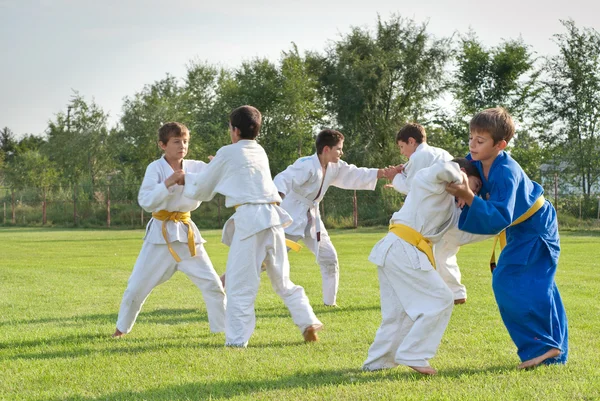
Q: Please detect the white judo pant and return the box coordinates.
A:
[434,238,466,300]
[116,241,226,334]
[287,224,339,306]
[224,226,322,347]
[363,242,454,370]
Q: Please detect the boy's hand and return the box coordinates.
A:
[208,155,214,161]
[380,166,399,180]
[165,170,185,188]
[446,172,474,206]
[395,164,404,174]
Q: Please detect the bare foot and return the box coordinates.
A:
[454,298,466,305]
[303,325,322,342]
[409,365,437,375]
[517,348,561,369]
[112,329,125,338]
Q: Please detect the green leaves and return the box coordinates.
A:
[539,20,600,196]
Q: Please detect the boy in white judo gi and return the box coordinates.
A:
[273,129,390,306]
[389,123,468,304]
[183,105,323,347]
[363,158,482,375]
[113,122,226,338]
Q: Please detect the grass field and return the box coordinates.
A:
[1,227,599,401]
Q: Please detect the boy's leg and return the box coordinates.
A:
[433,239,467,303]
[492,240,568,367]
[300,225,339,306]
[363,266,409,371]
[384,242,454,370]
[223,231,266,347]
[264,226,323,337]
[115,242,177,335]
[176,243,226,333]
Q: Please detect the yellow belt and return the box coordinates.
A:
[389,224,435,269]
[152,210,196,263]
[490,195,545,271]
[233,202,302,252]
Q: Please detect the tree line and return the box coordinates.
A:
[1,16,599,207]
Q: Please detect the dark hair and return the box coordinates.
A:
[229,105,262,139]
[469,107,515,144]
[158,122,189,144]
[315,129,344,154]
[396,123,426,144]
[452,157,480,180]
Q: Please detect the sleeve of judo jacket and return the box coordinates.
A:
[273,158,314,196]
[137,162,173,212]
[183,149,226,202]
[458,165,517,235]
[331,160,378,190]
[391,151,434,195]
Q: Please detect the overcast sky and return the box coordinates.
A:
[1,0,599,137]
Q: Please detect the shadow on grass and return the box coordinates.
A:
[1,304,379,329]
[18,237,141,243]
[0,308,209,328]
[49,365,516,401]
[4,333,319,361]
[5,338,223,361]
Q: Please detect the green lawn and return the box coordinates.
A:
[0,227,599,400]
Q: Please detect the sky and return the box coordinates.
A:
[1,0,599,138]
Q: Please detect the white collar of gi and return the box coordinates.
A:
[414,142,430,154]
[160,155,185,172]
[236,139,258,147]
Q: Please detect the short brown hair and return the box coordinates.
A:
[158,122,189,144]
[315,129,344,154]
[396,123,426,144]
[469,107,515,144]
[230,105,262,139]
[452,157,480,180]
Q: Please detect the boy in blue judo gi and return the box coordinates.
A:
[446,107,568,369]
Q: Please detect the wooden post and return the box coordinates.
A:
[554,173,558,216]
[352,190,358,228]
[579,196,582,220]
[141,208,144,227]
[42,187,47,225]
[11,189,15,224]
[106,185,111,228]
[73,187,78,226]
[3,202,5,225]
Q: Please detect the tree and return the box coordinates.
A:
[314,15,452,166]
[181,61,225,159]
[216,50,325,174]
[436,32,540,161]
[113,75,189,179]
[0,127,17,164]
[45,93,113,188]
[261,45,326,172]
[3,150,58,190]
[539,20,600,197]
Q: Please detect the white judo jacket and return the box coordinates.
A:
[139,157,207,245]
[392,143,453,195]
[274,154,378,241]
[370,161,480,268]
[183,140,291,246]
